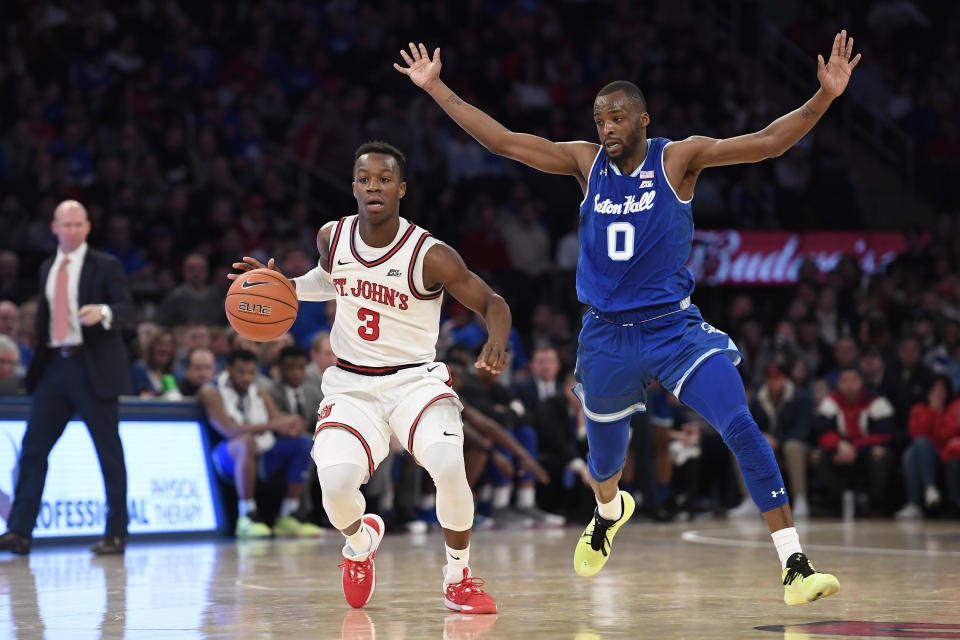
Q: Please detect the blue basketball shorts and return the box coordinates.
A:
[573,298,742,423]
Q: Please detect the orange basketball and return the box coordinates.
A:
[225,268,298,342]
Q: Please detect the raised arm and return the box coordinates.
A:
[395,42,598,188]
[422,242,511,374]
[664,30,860,198]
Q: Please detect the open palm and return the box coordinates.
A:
[394,42,442,89]
[818,30,861,99]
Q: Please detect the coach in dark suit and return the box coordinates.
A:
[0,200,135,555]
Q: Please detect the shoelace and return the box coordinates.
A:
[583,511,616,556]
[339,558,373,585]
[446,575,487,599]
[782,554,816,586]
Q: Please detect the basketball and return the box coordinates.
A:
[225,268,298,342]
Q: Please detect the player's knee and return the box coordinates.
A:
[317,463,364,499]
[589,450,625,483]
[421,442,466,485]
[720,408,760,453]
[722,408,778,475]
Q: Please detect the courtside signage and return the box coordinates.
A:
[0,420,219,537]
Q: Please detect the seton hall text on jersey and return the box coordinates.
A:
[593,191,657,215]
[333,277,410,310]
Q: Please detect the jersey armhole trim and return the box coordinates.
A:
[327,217,348,272]
[408,233,443,300]
[578,147,604,209]
[661,141,694,205]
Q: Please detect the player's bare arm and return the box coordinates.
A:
[421,242,511,374]
[315,223,334,272]
[395,42,598,189]
[664,30,860,201]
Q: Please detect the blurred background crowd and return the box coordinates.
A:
[1,0,959,532]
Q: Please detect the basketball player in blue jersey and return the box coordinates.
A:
[397,31,861,605]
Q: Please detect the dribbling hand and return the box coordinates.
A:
[818,30,861,99]
[394,42,442,89]
[228,256,288,282]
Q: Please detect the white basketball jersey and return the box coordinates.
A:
[325,215,444,368]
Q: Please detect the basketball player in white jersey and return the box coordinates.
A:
[231,141,508,613]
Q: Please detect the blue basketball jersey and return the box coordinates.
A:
[576,137,695,311]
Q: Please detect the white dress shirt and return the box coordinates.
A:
[45,242,112,346]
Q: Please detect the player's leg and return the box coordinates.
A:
[313,399,389,609]
[678,354,839,605]
[260,436,323,537]
[569,312,644,577]
[572,413,636,577]
[402,399,497,614]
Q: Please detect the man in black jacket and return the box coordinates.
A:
[0,200,135,555]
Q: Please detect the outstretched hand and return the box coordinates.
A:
[393,42,442,89]
[818,29,861,99]
[228,256,287,281]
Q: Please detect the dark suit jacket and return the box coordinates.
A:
[26,248,135,399]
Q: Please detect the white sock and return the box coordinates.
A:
[597,492,623,521]
[771,527,803,569]
[280,498,299,518]
[492,485,511,509]
[444,544,470,584]
[345,525,372,557]
[239,499,256,517]
[516,486,535,509]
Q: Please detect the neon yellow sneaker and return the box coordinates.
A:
[235,515,272,539]
[273,515,323,538]
[574,491,635,577]
[782,552,840,605]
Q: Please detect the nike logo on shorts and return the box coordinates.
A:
[443,430,459,438]
[427,364,440,372]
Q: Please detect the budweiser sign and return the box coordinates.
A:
[687,230,907,286]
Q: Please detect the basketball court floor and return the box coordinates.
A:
[1,519,958,639]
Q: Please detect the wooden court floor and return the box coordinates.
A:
[1,519,959,639]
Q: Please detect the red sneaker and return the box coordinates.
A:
[339,514,385,608]
[443,568,498,614]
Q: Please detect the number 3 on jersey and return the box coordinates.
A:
[607,221,635,261]
[357,308,380,341]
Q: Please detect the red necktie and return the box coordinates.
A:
[52,256,70,343]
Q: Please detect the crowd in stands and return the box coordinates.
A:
[1,1,959,533]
